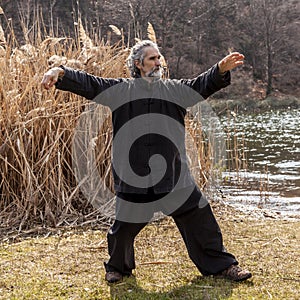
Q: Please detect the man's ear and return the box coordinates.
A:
[134,59,142,70]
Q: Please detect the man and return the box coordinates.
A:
[41,40,252,283]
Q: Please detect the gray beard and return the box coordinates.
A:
[146,68,162,78]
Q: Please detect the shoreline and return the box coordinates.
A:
[210,197,300,223]
[209,94,300,115]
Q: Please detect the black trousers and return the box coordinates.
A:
[104,186,237,276]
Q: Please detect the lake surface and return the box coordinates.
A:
[219,108,300,218]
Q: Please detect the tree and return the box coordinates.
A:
[237,0,299,96]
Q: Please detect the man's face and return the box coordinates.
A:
[135,46,162,78]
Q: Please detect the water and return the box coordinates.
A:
[219,108,300,218]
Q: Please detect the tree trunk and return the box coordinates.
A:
[266,35,273,96]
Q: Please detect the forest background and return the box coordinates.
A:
[1,0,299,106]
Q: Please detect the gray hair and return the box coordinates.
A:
[126,40,161,78]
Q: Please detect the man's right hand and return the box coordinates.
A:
[41,67,65,90]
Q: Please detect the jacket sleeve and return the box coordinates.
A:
[180,63,231,99]
[55,66,124,100]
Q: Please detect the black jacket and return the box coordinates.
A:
[56,64,230,194]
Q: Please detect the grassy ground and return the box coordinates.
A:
[0,202,299,300]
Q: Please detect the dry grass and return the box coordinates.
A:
[0,203,299,299]
[0,11,130,232]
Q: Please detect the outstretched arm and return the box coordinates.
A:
[180,52,244,100]
[218,52,244,74]
[41,66,124,100]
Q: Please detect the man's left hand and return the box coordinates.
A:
[218,52,245,74]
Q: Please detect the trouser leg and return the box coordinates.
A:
[104,219,148,275]
[104,190,159,275]
[172,188,238,275]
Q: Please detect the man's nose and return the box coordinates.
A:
[155,59,161,66]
